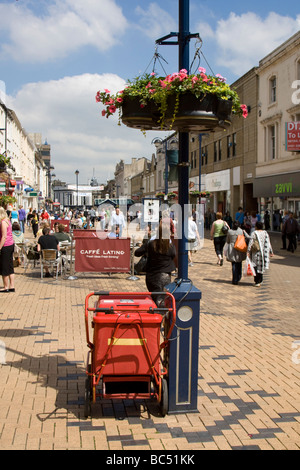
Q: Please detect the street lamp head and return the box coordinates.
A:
[151,137,163,148]
[75,170,79,175]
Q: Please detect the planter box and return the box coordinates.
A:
[165,93,232,132]
[121,97,162,130]
[121,93,232,132]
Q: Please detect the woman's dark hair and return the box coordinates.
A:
[12,222,21,231]
[232,220,240,230]
[153,221,171,254]
[255,221,264,230]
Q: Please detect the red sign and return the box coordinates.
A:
[74,234,131,273]
[286,122,300,151]
[50,219,70,232]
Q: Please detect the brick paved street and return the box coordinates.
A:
[0,231,299,450]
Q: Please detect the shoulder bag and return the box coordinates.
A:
[251,232,260,253]
[234,233,247,252]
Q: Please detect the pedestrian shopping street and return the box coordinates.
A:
[0,231,299,450]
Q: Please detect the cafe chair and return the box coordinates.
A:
[41,249,61,280]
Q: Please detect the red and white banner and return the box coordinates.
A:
[74,232,131,273]
[286,122,300,151]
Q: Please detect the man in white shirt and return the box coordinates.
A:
[187,214,201,266]
[110,207,126,238]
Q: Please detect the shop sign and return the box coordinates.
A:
[286,122,300,151]
[254,172,300,197]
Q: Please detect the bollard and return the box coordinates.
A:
[166,279,201,413]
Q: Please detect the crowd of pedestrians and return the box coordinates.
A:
[1,201,299,298]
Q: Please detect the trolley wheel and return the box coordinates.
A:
[84,377,92,418]
[160,378,168,417]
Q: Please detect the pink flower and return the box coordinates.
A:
[104,89,110,94]
[101,109,106,116]
[216,73,226,83]
[198,67,206,74]
[105,99,114,105]
[200,73,208,82]
[108,105,117,114]
[240,104,248,118]
[116,97,123,103]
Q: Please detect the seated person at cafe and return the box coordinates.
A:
[108,224,120,239]
[54,224,70,243]
[37,226,60,277]
[36,221,50,239]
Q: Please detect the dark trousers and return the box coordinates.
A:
[214,235,226,256]
[287,233,297,252]
[254,268,263,285]
[281,233,286,249]
[231,262,242,285]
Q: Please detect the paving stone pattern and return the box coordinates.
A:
[0,231,299,450]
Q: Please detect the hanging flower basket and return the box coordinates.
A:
[155,192,165,198]
[190,190,211,199]
[0,195,17,208]
[167,192,178,200]
[96,68,248,132]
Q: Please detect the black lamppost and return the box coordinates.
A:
[75,170,79,207]
[156,0,202,415]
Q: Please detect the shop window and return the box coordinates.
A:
[227,136,231,159]
[232,133,237,157]
[214,142,217,162]
[268,124,277,160]
[218,140,222,161]
[270,76,277,103]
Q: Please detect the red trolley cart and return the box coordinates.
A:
[84,291,176,418]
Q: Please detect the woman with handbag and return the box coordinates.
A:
[226,221,250,285]
[0,207,15,293]
[210,212,229,266]
[247,221,273,287]
[134,219,176,305]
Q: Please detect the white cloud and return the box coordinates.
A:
[8,73,156,184]
[0,0,128,63]
[214,12,300,75]
[135,2,177,40]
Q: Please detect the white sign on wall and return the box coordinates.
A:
[205,170,230,192]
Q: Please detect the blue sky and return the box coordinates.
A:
[0,0,299,186]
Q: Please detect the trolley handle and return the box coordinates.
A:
[94,307,115,314]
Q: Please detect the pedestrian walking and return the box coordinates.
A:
[281,210,289,250]
[18,205,26,233]
[110,207,126,238]
[187,212,201,266]
[226,221,250,285]
[247,221,273,287]
[210,212,228,266]
[31,210,39,238]
[0,207,15,293]
[235,207,244,226]
[283,212,299,253]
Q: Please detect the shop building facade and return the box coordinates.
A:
[254,31,300,226]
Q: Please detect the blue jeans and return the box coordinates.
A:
[232,261,242,285]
